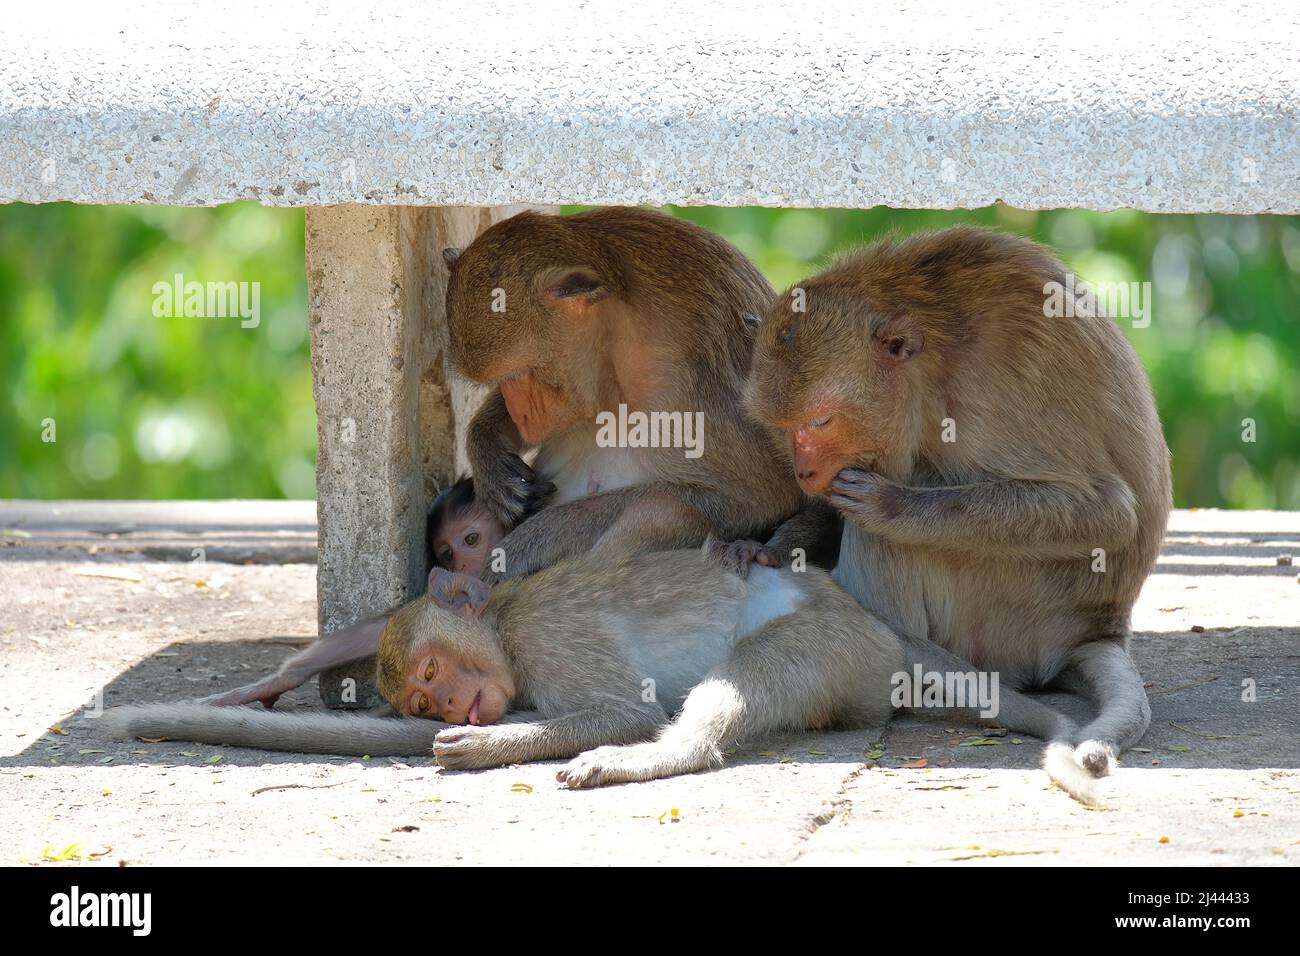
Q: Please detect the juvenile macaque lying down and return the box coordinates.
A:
[103,543,1086,787]
[104,547,904,787]
[192,476,508,711]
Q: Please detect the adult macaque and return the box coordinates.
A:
[199,478,509,709]
[443,207,802,580]
[741,226,1172,804]
[198,208,794,709]
[103,551,907,784]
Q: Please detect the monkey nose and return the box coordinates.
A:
[792,446,821,489]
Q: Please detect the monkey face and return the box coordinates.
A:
[498,368,586,445]
[787,414,871,495]
[444,212,610,443]
[377,594,516,722]
[747,286,925,494]
[402,641,512,726]
[431,504,507,578]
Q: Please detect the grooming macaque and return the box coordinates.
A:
[200,479,509,709]
[104,551,905,785]
[200,208,794,709]
[443,207,802,580]
[739,226,1172,804]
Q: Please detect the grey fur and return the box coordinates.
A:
[100,702,445,756]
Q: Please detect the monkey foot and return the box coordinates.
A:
[558,745,663,789]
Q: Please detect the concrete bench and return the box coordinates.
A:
[3,0,1297,704]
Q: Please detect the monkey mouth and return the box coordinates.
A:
[467,691,482,726]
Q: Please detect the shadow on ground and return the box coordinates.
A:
[7,622,1295,777]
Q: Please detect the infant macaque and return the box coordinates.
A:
[427,477,509,578]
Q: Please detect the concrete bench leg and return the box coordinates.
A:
[306,204,553,708]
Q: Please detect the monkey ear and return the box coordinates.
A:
[542,267,611,320]
[872,314,924,362]
[427,568,490,619]
[442,247,463,269]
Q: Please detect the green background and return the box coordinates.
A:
[1,203,1297,508]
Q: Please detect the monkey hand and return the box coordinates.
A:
[826,468,907,532]
[195,668,304,709]
[433,724,517,771]
[708,538,785,579]
[471,447,555,527]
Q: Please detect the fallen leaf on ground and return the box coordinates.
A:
[1170,721,1254,740]
[946,847,1056,861]
[74,569,144,584]
[40,843,84,862]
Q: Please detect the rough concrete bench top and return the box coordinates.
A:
[2,0,1296,212]
[1,502,1297,864]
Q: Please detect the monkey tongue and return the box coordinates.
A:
[467,692,482,726]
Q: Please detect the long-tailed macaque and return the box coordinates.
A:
[199,479,509,708]
[200,208,799,708]
[739,226,1172,804]
[103,550,905,786]
[444,207,802,580]
[426,477,510,576]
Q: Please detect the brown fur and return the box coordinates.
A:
[445,207,802,578]
[744,226,1172,804]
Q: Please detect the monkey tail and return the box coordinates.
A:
[901,636,1113,805]
[1042,743,1102,807]
[99,703,440,757]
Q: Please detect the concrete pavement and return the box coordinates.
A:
[1,502,1296,865]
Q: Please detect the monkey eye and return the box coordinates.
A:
[437,547,453,567]
[806,415,831,429]
[424,659,438,682]
[464,531,480,547]
[416,693,430,714]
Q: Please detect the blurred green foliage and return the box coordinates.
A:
[0,203,313,499]
[1,202,1297,508]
